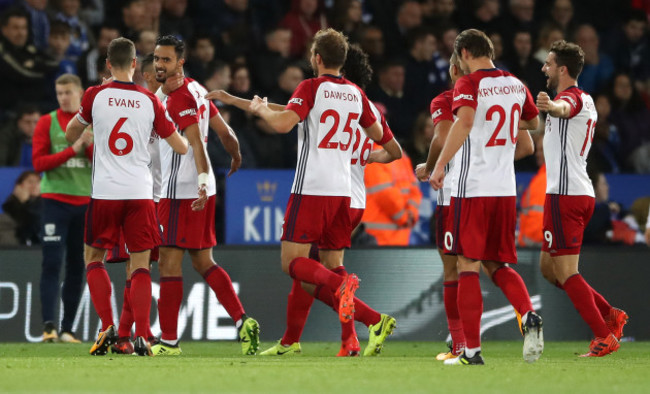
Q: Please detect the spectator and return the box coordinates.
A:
[383,0,422,58]
[500,0,538,48]
[0,7,55,113]
[548,0,576,38]
[46,20,77,78]
[608,72,650,172]
[422,0,456,27]
[356,25,384,72]
[604,10,650,90]
[504,30,546,97]
[330,0,363,38]
[459,0,501,34]
[204,60,232,109]
[18,0,49,51]
[226,64,254,132]
[250,27,292,95]
[367,60,412,141]
[0,104,41,167]
[588,94,621,173]
[159,0,193,40]
[438,24,458,61]
[533,23,564,64]
[280,0,328,59]
[53,0,92,61]
[574,24,615,94]
[79,0,104,27]
[362,149,422,245]
[135,29,156,58]
[77,23,118,86]
[404,111,434,169]
[1,170,41,245]
[119,0,148,42]
[143,0,162,32]
[33,73,92,344]
[184,33,215,85]
[489,31,509,70]
[404,27,448,116]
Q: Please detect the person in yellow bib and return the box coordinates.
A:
[32,73,93,343]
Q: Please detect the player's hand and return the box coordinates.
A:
[536,92,552,112]
[415,163,431,182]
[228,153,242,177]
[191,184,208,211]
[429,165,445,190]
[162,72,184,95]
[249,95,268,114]
[12,183,30,203]
[205,90,231,104]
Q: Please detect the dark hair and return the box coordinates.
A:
[156,35,185,60]
[454,28,494,60]
[189,32,213,50]
[15,170,39,186]
[140,52,154,73]
[0,6,29,27]
[312,28,348,69]
[407,26,434,51]
[625,9,647,24]
[15,103,40,119]
[205,59,229,77]
[377,58,405,74]
[49,20,71,36]
[549,40,584,79]
[107,37,136,69]
[342,44,372,89]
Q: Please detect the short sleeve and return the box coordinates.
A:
[76,86,97,125]
[452,76,478,114]
[166,90,200,131]
[152,96,175,139]
[430,92,454,126]
[521,85,540,121]
[359,90,378,128]
[285,79,315,121]
[556,90,583,119]
[377,113,394,145]
[208,100,219,118]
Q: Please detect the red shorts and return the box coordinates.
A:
[435,204,450,250]
[350,208,364,229]
[85,199,161,253]
[542,194,595,256]
[105,234,160,263]
[158,195,217,250]
[448,196,517,264]
[281,194,352,250]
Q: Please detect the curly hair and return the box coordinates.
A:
[342,44,372,89]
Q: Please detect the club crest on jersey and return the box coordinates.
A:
[288,98,303,105]
[454,94,474,101]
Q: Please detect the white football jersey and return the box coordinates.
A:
[285,75,377,197]
[160,78,218,199]
[452,69,539,197]
[543,87,596,196]
[148,132,162,202]
[76,81,175,200]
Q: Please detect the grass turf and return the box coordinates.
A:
[0,341,646,393]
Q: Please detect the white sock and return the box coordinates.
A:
[521,311,530,325]
[163,338,179,346]
[235,319,243,329]
[465,347,481,358]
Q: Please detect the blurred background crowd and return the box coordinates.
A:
[1,0,649,246]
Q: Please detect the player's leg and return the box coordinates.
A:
[112,258,135,354]
[191,248,259,355]
[154,246,185,354]
[129,249,153,356]
[85,244,116,355]
[438,251,464,359]
[58,204,86,343]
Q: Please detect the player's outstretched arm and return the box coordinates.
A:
[430,107,475,190]
[164,131,189,155]
[368,138,402,164]
[209,113,242,176]
[205,90,286,112]
[249,95,300,133]
[416,119,453,181]
[536,92,571,118]
[514,130,535,160]
[65,117,86,144]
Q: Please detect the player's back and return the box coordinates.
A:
[453,69,538,198]
[80,81,166,200]
[289,75,375,197]
[160,78,216,199]
[544,87,596,196]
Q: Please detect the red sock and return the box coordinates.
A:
[458,272,482,349]
[159,276,183,341]
[590,287,612,318]
[563,274,610,338]
[443,281,465,346]
[203,265,245,322]
[281,279,314,345]
[331,267,355,340]
[492,266,533,316]
[86,261,114,330]
[288,257,343,291]
[117,280,134,338]
[313,285,381,328]
[129,268,152,339]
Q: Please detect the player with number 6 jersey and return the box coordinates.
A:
[65,37,188,357]
[537,40,626,358]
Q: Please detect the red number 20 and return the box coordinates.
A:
[485,103,521,147]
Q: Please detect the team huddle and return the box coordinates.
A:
[64,27,628,362]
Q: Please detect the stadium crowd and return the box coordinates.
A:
[0,0,649,247]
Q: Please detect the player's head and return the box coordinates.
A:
[55,73,83,112]
[342,44,372,89]
[454,28,494,72]
[542,40,584,90]
[140,52,161,93]
[154,35,185,82]
[310,28,348,76]
[448,51,465,84]
[107,37,137,74]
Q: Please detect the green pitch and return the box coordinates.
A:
[0,341,647,393]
